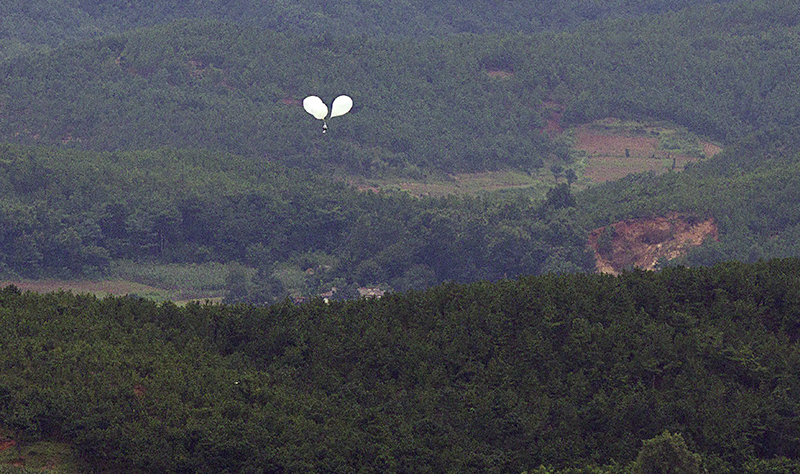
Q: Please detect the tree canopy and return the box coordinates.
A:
[0,0,743,59]
[2,260,800,472]
[2,1,800,176]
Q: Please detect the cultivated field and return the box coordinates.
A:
[353,170,550,198]
[0,261,235,304]
[2,115,723,303]
[575,118,721,183]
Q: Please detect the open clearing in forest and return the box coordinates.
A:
[3,114,724,303]
[356,114,722,196]
[0,430,85,474]
[575,118,721,183]
[0,261,233,304]
[353,170,551,198]
[0,279,164,296]
[587,212,719,274]
[0,278,185,301]
[0,278,224,305]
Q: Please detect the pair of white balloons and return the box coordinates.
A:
[303,95,353,132]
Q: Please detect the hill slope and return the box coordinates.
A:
[577,138,800,270]
[2,0,800,289]
[1,1,799,176]
[0,144,594,292]
[0,0,741,59]
[1,260,800,472]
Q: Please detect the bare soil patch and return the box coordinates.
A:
[702,142,722,157]
[577,130,659,157]
[587,213,718,274]
[486,69,514,79]
[345,109,722,197]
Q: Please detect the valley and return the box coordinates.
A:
[2,1,800,472]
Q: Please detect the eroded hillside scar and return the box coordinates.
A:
[587,213,719,274]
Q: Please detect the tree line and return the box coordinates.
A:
[2,259,800,472]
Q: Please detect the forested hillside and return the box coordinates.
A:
[2,260,800,473]
[0,0,739,59]
[4,1,800,472]
[576,137,800,269]
[1,1,800,292]
[7,135,800,297]
[1,0,799,176]
[0,143,592,297]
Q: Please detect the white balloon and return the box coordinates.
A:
[303,95,328,120]
[330,95,353,118]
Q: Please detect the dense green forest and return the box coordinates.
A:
[4,1,800,470]
[0,0,799,294]
[0,0,740,59]
[2,259,800,472]
[5,135,799,298]
[2,129,800,298]
[0,143,593,298]
[1,0,799,176]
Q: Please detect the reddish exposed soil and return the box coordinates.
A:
[540,105,721,184]
[703,142,722,157]
[542,102,565,135]
[0,439,15,451]
[577,129,659,156]
[486,69,514,79]
[587,213,718,274]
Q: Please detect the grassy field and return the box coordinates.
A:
[345,169,553,199]
[0,278,177,301]
[0,117,722,304]
[0,261,243,304]
[108,260,237,302]
[0,432,86,474]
